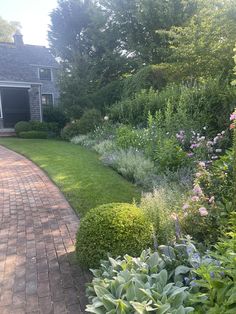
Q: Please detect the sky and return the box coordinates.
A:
[0,0,58,46]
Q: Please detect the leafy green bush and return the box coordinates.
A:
[19,131,48,139]
[76,203,154,268]
[43,107,68,129]
[110,79,236,137]
[61,122,81,140]
[122,64,171,98]
[155,137,190,172]
[189,213,236,313]
[15,121,32,135]
[116,125,144,149]
[76,109,102,134]
[109,89,162,126]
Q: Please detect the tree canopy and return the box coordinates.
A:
[48,0,236,118]
[0,16,21,42]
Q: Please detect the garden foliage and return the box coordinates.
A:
[76,203,153,268]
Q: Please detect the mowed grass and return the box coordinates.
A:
[0,138,140,216]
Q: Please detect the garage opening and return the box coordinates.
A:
[0,87,30,128]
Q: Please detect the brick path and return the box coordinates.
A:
[0,146,89,314]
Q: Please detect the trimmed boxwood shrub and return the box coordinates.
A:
[19,131,48,139]
[15,121,32,135]
[76,203,154,268]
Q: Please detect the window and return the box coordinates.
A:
[39,68,52,81]
[42,94,53,106]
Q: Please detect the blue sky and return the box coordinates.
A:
[0,0,58,46]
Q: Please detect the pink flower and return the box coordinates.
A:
[199,207,208,217]
[230,113,236,121]
[191,196,200,202]
[182,204,190,210]
[193,185,203,196]
[187,152,194,158]
[195,172,202,178]
[198,161,205,168]
[209,196,215,204]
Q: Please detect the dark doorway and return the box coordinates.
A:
[1,87,30,128]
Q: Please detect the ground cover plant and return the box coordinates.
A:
[0,138,140,216]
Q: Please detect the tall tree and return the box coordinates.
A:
[168,0,236,78]
[0,16,20,42]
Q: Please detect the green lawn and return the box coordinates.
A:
[0,138,140,216]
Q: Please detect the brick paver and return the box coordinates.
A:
[0,146,89,313]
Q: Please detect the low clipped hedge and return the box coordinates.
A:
[15,120,60,137]
[15,121,32,135]
[19,131,48,139]
[76,203,154,268]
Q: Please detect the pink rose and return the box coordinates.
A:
[191,196,200,202]
[199,207,208,216]
[182,204,190,210]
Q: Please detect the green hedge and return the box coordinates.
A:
[76,203,153,268]
[19,131,48,139]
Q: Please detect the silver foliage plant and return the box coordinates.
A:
[85,244,204,314]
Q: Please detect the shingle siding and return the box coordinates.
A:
[0,39,60,126]
[29,85,42,121]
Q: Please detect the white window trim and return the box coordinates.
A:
[0,90,3,119]
[42,93,54,107]
[38,67,53,82]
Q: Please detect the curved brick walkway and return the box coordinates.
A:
[0,146,88,314]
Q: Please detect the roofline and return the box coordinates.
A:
[0,81,42,88]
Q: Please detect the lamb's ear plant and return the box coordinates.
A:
[86,249,198,314]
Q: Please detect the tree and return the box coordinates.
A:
[99,0,197,65]
[0,16,20,42]
[168,0,236,79]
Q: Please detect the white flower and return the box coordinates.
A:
[215,149,222,153]
[104,116,109,121]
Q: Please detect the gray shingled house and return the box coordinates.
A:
[0,31,60,129]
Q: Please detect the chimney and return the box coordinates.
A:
[13,30,24,46]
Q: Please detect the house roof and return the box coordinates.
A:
[0,41,59,83]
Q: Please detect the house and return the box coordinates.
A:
[0,31,60,129]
